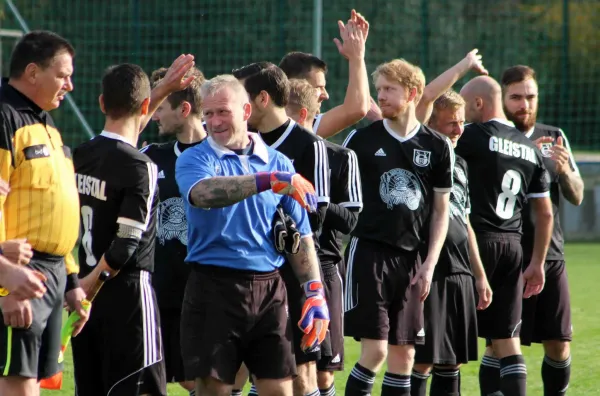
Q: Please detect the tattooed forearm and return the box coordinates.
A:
[190,176,258,208]
[559,172,584,206]
[287,236,321,284]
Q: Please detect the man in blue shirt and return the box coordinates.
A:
[176,74,330,396]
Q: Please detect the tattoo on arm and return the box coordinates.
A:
[190,176,258,208]
[287,237,321,285]
[559,172,584,206]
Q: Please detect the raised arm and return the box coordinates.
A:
[189,175,258,208]
[416,49,488,124]
[315,11,370,138]
[552,133,584,206]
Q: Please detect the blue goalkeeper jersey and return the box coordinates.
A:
[176,132,312,272]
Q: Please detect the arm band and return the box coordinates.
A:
[104,223,142,271]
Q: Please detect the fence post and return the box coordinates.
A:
[560,0,570,129]
[313,0,323,59]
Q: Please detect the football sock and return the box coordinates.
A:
[189,390,196,396]
[382,372,411,395]
[230,389,242,396]
[499,355,527,396]
[345,363,376,396]
[410,370,430,396]
[306,390,320,396]
[320,383,336,396]
[542,355,571,396]
[479,355,501,395]
[248,384,259,396]
[430,367,459,396]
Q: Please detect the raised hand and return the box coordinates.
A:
[464,49,489,76]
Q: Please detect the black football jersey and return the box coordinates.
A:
[259,119,330,234]
[74,132,159,277]
[455,119,550,234]
[521,124,578,261]
[343,120,454,251]
[432,155,472,279]
[318,140,362,266]
[140,139,204,307]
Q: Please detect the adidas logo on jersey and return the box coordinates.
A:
[375,148,386,156]
[158,170,166,179]
[417,328,425,337]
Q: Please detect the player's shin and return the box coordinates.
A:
[411,364,432,396]
[382,344,414,395]
[430,365,460,396]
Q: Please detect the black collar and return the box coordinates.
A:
[0,78,46,118]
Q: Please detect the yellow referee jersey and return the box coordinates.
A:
[0,81,79,275]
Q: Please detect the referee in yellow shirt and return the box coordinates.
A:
[0,31,88,395]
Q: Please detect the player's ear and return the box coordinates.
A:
[180,101,192,118]
[298,108,308,125]
[243,102,252,121]
[475,97,483,110]
[141,97,150,115]
[260,90,270,108]
[98,94,106,114]
[407,87,418,103]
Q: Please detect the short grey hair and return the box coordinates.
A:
[200,74,249,103]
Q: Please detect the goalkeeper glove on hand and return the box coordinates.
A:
[271,206,288,254]
[283,213,301,254]
[255,171,318,213]
[298,280,330,352]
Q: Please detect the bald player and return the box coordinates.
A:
[456,76,553,396]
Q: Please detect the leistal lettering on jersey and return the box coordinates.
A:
[489,136,536,164]
[75,173,107,201]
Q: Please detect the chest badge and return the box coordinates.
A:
[539,143,553,158]
[413,149,431,167]
[215,163,222,175]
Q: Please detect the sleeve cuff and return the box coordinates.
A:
[66,272,80,292]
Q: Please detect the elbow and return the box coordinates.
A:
[570,190,584,207]
[539,210,554,226]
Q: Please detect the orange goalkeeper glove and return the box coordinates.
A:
[255,171,318,213]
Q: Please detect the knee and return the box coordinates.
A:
[359,340,388,372]
[179,380,196,392]
[317,371,334,389]
[491,338,522,359]
[200,377,231,396]
[387,345,415,375]
[544,340,570,362]
[433,364,461,371]
[413,363,433,375]
[293,363,317,395]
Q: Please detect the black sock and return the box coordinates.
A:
[499,355,527,396]
[345,363,376,396]
[430,367,459,396]
[320,383,336,396]
[410,370,430,396]
[189,390,196,396]
[479,355,501,396]
[306,390,321,396]
[230,390,242,396]
[248,384,258,396]
[542,355,571,396]
[381,372,410,395]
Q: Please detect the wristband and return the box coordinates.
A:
[301,280,324,298]
[255,172,272,193]
[65,273,80,292]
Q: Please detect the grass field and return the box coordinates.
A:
[41,243,600,395]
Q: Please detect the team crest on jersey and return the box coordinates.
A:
[379,168,422,211]
[413,149,431,167]
[539,143,553,158]
[214,164,222,175]
[455,167,467,184]
[450,184,467,223]
[157,197,188,245]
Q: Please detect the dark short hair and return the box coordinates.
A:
[9,30,75,78]
[150,66,206,114]
[232,61,272,80]
[501,65,537,89]
[102,64,151,120]
[243,64,290,108]
[279,52,327,79]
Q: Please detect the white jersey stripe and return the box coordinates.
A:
[344,237,359,312]
[342,129,358,148]
[314,140,330,202]
[346,150,363,209]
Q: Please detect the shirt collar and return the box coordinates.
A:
[100,130,135,147]
[0,78,45,116]
[207,132,269,163]
[489,118,515,127]
[524,127,535,138]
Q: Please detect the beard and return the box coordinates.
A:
[380,102,408,120]
[505,105,537,132]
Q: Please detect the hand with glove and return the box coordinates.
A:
[298,280,330,352]
[272,206,301,255]
[256,172,318,213]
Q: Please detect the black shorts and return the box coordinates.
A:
[521,260,572,345]
[343,237,424,345]
[0,252,65,379]
[181,265,296,384]
[160,307,189,383]
[476,232,523,340]
[72,271,166,396]
[280,261,325,365]
[317,263,344,372]
[414,274,478,365]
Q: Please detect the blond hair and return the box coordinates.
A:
[200,74,249,103]
[372,59,426,102]
[287,78,319,119]
[428,89,465,126]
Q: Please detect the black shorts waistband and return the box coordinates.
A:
[31,250,64,264]
[191,264,280,281]
[475,231,521,242]
[322,263,341,278]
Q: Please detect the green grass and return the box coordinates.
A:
[42,243,600,395]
